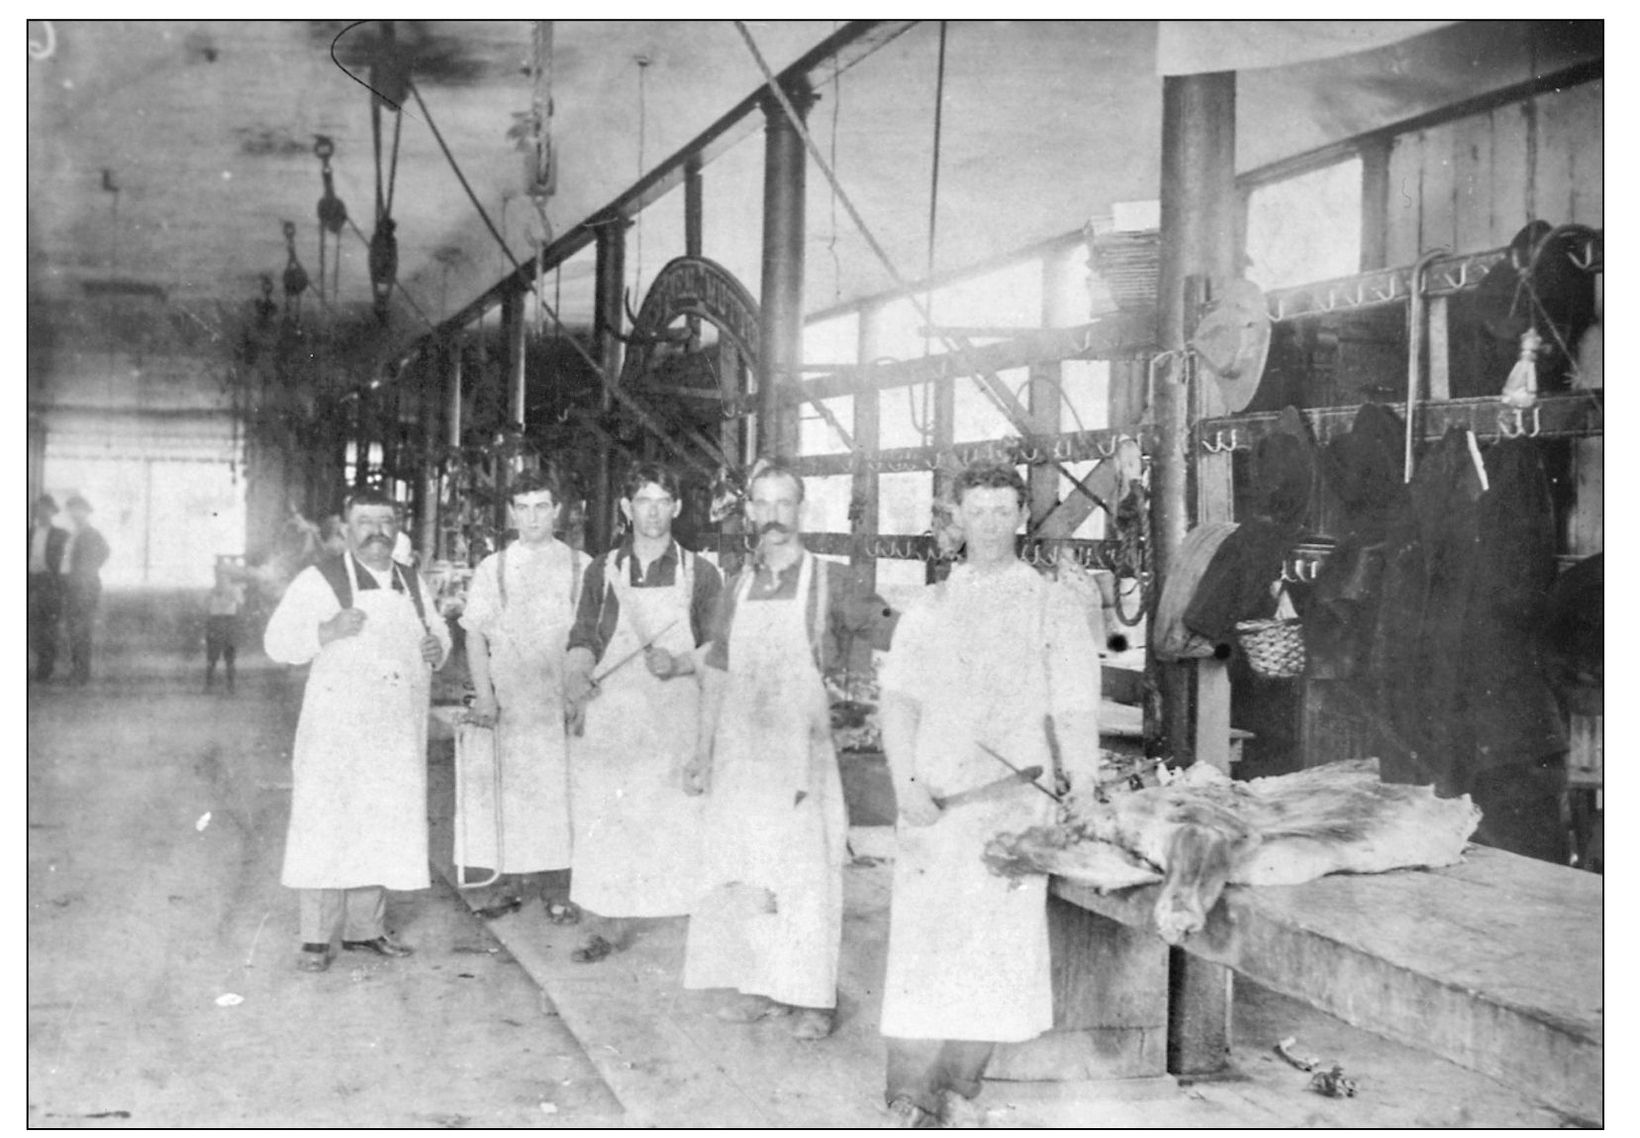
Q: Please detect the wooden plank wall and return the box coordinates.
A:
[1385,80,1603,262]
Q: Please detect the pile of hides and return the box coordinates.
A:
[983,758,1481,944]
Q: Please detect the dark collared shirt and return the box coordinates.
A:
[566,538,724,664]
[702,549,898,673]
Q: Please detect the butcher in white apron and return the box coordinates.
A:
[876,461,1102,1127]
[265,490,451,974]
[560,463,723,963]
[682,459,897,1043]
[460,468,587,921]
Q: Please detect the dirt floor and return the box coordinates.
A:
[28,641,1592,1128]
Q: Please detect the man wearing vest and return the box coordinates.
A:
[264,489,451,973]
[561,461,724,964]
[459,466,588,922]
[681,457,897,1041]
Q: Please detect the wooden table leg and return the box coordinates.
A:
[1167,949,1232,1076]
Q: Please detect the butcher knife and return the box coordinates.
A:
[933,766,1045,810]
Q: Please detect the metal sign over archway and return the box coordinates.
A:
[616,255,760,402]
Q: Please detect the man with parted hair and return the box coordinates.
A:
[876,459,1104,1127]
[264,488,451,972]
[459,465,589,922]
[681,456,897,1041]
[561,461,724,963]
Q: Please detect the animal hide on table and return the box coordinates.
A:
[984,758,1481,944]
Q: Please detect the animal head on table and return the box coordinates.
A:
[1152,821,1260,945]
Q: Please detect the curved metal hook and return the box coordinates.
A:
[1096,435,1119,459]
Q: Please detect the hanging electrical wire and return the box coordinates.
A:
[825,22,843,306]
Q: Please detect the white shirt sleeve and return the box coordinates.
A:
[262,566,340,665]
[418,570,454,667]
[459,553,502,637]
[877,596,932,704]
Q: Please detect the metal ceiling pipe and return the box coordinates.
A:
[504,289,528,430]
[758,81,814,459]
[591,217,630,550]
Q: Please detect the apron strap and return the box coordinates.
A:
[497,544,507,610]
[810,555,830,672]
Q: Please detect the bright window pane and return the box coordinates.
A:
[1245,158,1363,291]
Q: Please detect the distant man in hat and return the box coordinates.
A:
[263,489,451,973]
[28,494,69,682]
[62,494,111,685]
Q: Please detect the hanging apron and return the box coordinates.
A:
[458,542,581,873]
[683,553,846,1009]
[880,566,1059,1042]
[282,558,433,892]
[568,547,705,916]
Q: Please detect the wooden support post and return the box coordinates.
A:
[593,217,630,552]
[505,289,528,431]
[929,362,955,585]
[439,339,463,561]
[1426,295,1451,401]
[685,156,704,259]
[1153,68,1239,1079]
[418,356,441,564]
[758,82,812,459]
[1027,248,1078,530]
[1359,136,1392,272]
[853,304,885,593]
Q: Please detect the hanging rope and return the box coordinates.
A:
[634,55,651,303]
[313,135,348,305]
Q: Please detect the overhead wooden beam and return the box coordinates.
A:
[402,21,916,349]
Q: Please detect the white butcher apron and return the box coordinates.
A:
[282,558,434,892]
[568,547,704,916]
[880,564,1061,1042]
[683,553,846,1009]
[459,541,583,872]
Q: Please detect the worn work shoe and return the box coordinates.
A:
[713,993,790,1023]
[886,1097,940,1128]
[341,935,414,958]
[296,943,332,973]
[790,1008,835,1041]
[936,1089,984,1129]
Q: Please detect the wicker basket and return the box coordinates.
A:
[1235,616,1306,679]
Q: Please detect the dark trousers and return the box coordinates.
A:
[64,581,99,682]
[884,1038,996,1113]
[28,574,63,679]
[206,615,239,687]
[298,886,386,945]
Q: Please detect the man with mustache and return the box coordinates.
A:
[264,488,450,972]
[559,461,723,963]
[681,457,897,1041]
[460,466,590,923]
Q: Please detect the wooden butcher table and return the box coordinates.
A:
[1029,846,1602,1123]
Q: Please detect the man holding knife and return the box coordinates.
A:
[562,462,723,963]
[876,460,1103,1126]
